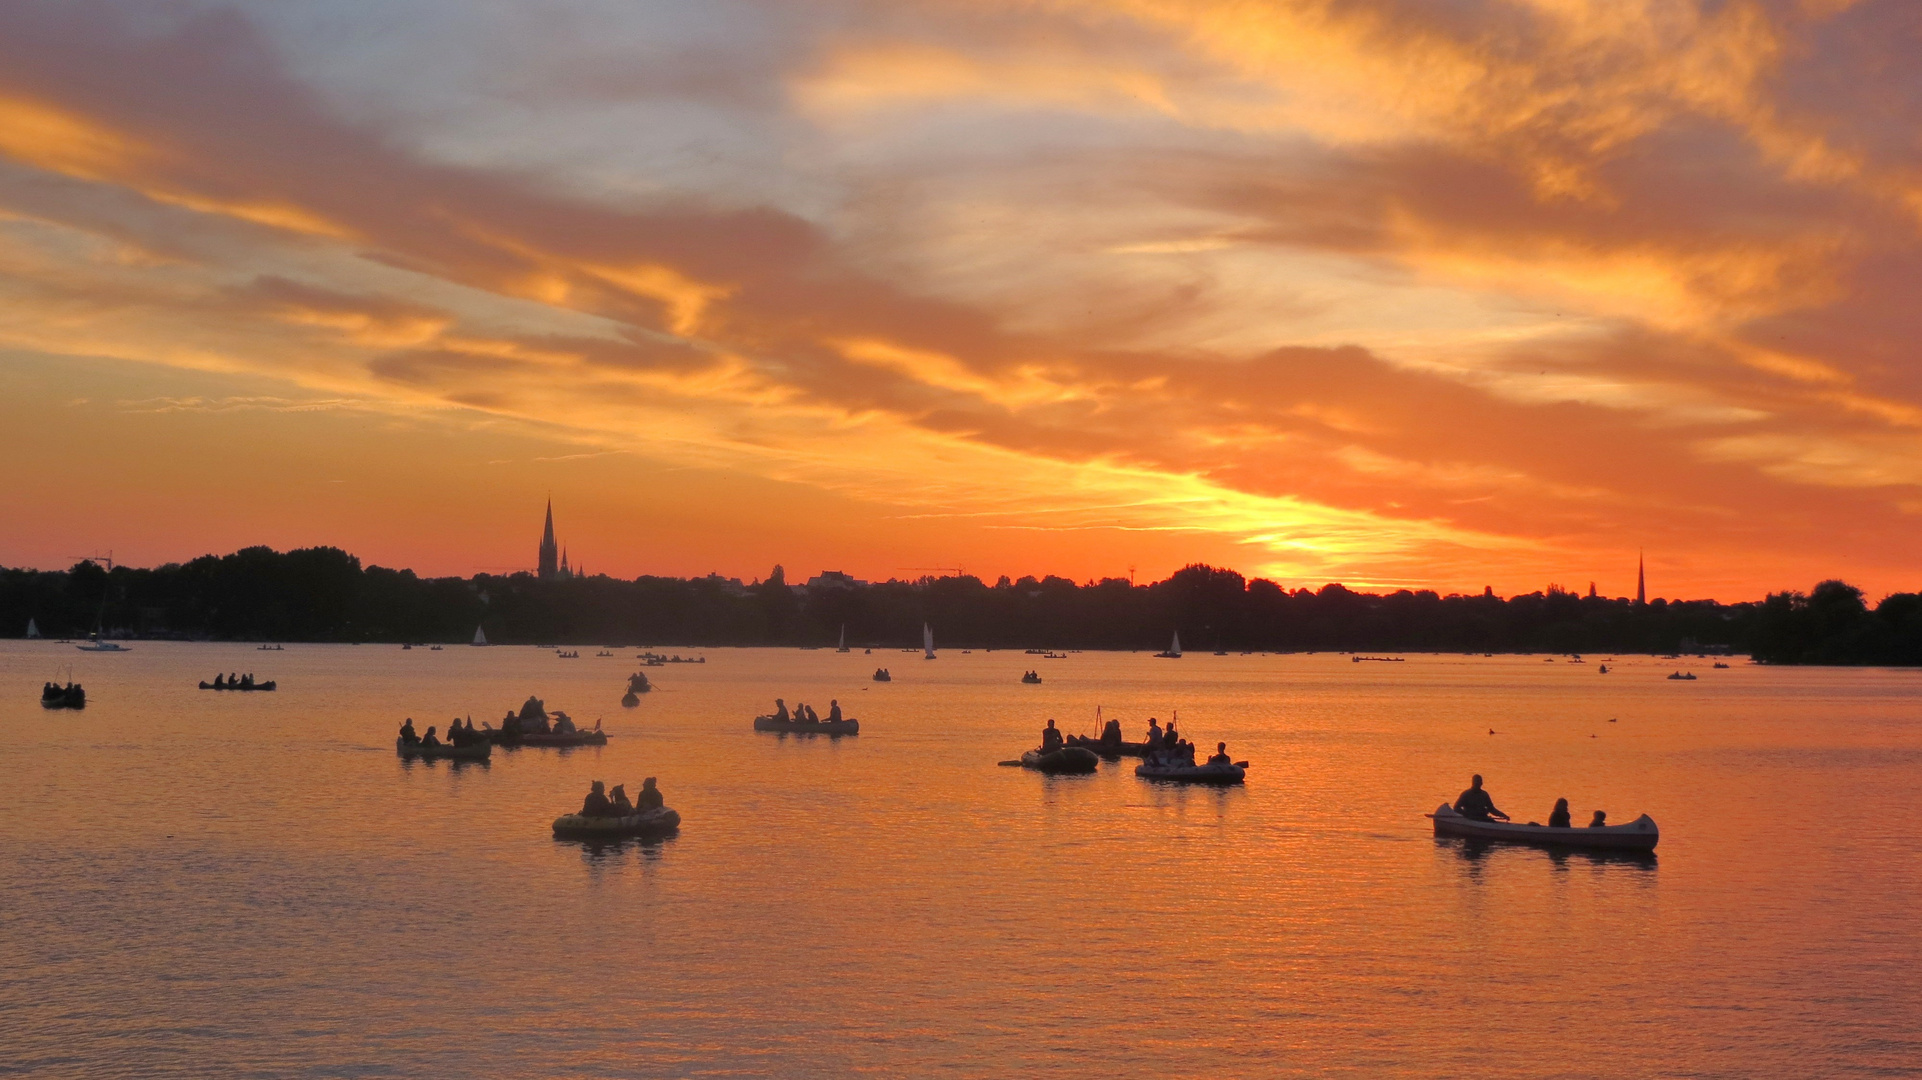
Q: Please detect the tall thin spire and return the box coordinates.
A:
[539,498,559,579]
[1636,550,1646,606]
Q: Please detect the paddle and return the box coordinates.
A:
[997,760,1022,767]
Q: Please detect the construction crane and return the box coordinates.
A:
[896,567,967,578]
[68,551,115,571]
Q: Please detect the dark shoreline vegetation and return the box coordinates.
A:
[4,546,1919,664]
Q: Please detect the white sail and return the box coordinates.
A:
[472,625,488,646]
[923,623,935,659]
[837,624,848,652]
[1170,631,1181,658]
[25,618,40,639]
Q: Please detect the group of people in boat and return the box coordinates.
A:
[209,672,262,689]
[498,695,583,737]
[771,698,844,725]
[1455,775,1609,828]
[577,778,665,817]
[1020,670,1042,682]
[398,717,487,748]
[1047,717,1235,766]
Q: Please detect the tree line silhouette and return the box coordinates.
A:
[3,545,1917,662]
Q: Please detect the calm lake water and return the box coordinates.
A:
[2,642,1919,1078]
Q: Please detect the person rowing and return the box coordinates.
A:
[1454,774,1508,821]
[1145,718,1163,745]
[828,700,842,723]
[773,698,791,722]
[1208,741,1232,765]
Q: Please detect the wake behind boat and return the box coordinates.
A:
[1429,803,1657,851]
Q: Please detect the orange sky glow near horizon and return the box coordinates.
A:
[4,1,1922,601]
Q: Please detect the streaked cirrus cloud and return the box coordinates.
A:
[1,0,1920,596]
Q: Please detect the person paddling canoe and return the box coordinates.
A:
[1454,774,1508,821]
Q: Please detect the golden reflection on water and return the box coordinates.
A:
[2,643,1920,1076]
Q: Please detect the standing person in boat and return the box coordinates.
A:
[773,698,791,723]
[1040,719,1064,753]
[1548,798,1572,828]
[1588,810,1608,828]
[399,718,420,745]
[608,784,634,815]
[1162,719,1181,749]
[420,725,441,749]
[1454,775,1509,822]
[828,700,842,723]
[637,777,664,810]
[1145,718,1163,746]
[1208,742,1232,765]
[580,781,613,817]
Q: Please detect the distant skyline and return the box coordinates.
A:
[6,2,1922,601]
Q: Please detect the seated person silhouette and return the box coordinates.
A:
[1547,798,1571,829]
[1454,774,1508,821]
[1040,719,1063,753]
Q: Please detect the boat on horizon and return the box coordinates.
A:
[923,623,935,660]
[25,618,40,639]
[836,625,850,653]
[1154,631,1182,659]
[471,625,488,646]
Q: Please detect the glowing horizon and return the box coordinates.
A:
[5,1,1922,601]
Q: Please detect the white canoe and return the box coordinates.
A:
[552,806,681,839]
[1136,760,1245,784]
[1428,803,1657,851]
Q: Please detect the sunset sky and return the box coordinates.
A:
[3,0,1921,599]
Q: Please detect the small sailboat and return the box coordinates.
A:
[923,623,936,660]
[26,618,41,639]
[1155,631,1182,659]
[471,625,489,646]
[836,625,850,653]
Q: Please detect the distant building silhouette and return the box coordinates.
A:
[1636,550,1646,606]
[538,500,573,580]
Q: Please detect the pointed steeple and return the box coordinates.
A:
[561,545,570,578]
[539,498,560,579]
[1636,550,1646,606]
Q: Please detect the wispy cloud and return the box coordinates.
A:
[2,0,1920,595]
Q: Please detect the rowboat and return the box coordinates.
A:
[753,715,859,735]
[1066,735,1154,758]
[198,680,277,691]
[1018,747,1099,774]
[395,737,492,761]
[552,806,680,839]
[1427,803,1658,851]
[1135,760,1245,784]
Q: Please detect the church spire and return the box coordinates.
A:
[538,498,559,579]
[1636,549,1646,606]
